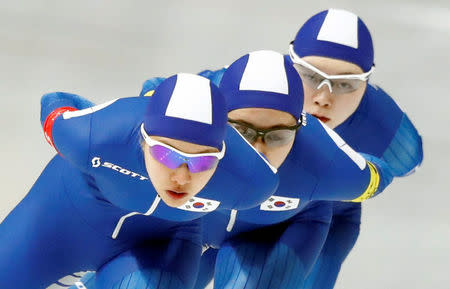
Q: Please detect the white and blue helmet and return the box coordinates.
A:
[219,50,304,120]
[292,9,374,72]
[143,73,227,150]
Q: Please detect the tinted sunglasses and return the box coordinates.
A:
[228,118,304,147]
[140,124,225,173]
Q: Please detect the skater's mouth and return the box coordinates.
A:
[312,114,330,123]
[165,190,188,200]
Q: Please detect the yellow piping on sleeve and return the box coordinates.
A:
[349,161,380,202]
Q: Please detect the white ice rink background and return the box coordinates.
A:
[0,1,449,288]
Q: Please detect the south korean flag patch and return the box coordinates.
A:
[177,197,221,212]
[260,195,300,211]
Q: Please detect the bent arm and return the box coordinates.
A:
[382,113,423,176]
[311,120,393,202]
[40,92,94,170]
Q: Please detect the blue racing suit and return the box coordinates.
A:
[0,93,279,289]
[303,84,423,289]
[70,71,396,289]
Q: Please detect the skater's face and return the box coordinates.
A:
[228,108,297,169]
[143,136,219,207]
[295,56,367,129]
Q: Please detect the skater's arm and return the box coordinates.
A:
[311,121,393,202]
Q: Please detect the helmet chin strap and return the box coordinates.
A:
[317,79,333,93]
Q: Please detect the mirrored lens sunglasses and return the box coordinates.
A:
[140,124,225,173]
